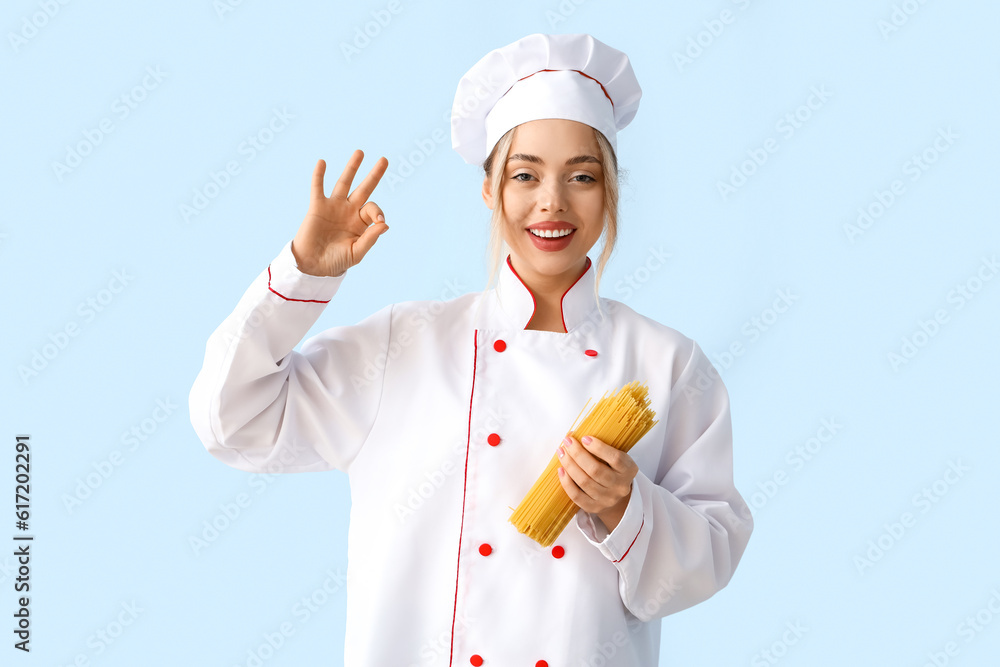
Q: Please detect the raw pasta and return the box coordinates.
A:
[509,381,658,547]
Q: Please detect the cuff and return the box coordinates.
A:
[267,240,345,303]
[575,477,645,562]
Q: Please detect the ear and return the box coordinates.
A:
[481,174,493,210]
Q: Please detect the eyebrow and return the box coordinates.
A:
[506,153,601,166]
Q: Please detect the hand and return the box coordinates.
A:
[556,434,639,533]
[291,150,389,277]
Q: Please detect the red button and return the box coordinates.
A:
[584,349,598,357]
[493,340,506,352]
[470,655,483,666]
[479,543,492,556]
[536,661,549,667]
[487,433,501,447]
[551,546,565,559]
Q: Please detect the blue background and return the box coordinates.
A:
[2,0,998,665]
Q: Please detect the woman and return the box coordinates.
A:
[190,33,753,667]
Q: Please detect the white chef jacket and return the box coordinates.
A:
[189,240,754,667]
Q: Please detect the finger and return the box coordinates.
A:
[311,159,328,200]
[556,464,594,512]
[578,435,630,472]
[331,149,364,200]
[350,218,389,265]
[563,436,614,485]
[359,200,387,227]
[558,440,604,494]
[348,156,388,205]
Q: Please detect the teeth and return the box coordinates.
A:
[529,228,574,238]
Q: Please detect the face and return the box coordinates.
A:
[482,118,605,288]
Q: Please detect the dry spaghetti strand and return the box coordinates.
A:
[508,381,658,547]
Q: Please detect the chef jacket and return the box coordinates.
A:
[189,239,754,667]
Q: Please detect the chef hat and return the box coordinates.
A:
[451,33,642,166]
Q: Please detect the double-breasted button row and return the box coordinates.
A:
[470,655,549,666]
[492,338,598,358]
[469,338,576,667]
[477,543,565,558]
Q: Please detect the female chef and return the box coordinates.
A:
[190,33,753,667]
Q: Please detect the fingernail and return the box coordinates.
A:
[558,467,564,477]
[562,436,570,446]
[556,446,564,458]
[582,436,592,445]
[377,214,384,221]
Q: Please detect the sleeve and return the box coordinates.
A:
[188,239,392,474]
[574,339,754,621]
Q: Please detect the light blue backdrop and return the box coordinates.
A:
[3,0,998,665]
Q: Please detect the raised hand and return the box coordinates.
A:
[291,150,389,277]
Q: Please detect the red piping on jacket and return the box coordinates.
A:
[612,514,644,563]
[266,266,332,303]
[505,255,592,332]
[449,329,479,666]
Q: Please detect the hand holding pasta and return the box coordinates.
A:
[291,150,389,277]
[556,434,639,531]
[509,382,658,546]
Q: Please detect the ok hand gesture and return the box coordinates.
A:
[291,150,389,277]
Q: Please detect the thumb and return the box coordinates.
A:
[351,221,389,265]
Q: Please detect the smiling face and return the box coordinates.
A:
[481,118,606,291]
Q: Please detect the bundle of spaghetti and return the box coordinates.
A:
[509,381,658,547]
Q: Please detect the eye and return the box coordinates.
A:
[574,174,597,183]
[511,173,533,182]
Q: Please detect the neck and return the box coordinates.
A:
[510,256,589,303]
[508,256,590,332]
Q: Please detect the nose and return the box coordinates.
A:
[539,180,568,213]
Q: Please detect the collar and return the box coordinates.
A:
[489,254,599,332]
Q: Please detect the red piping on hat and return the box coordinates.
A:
[505,69,614,107]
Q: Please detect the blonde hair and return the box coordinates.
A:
[480,125,622,320]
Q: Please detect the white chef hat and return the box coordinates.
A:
[451,33,642,166]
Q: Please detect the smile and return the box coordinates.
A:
[528,228,575,238]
